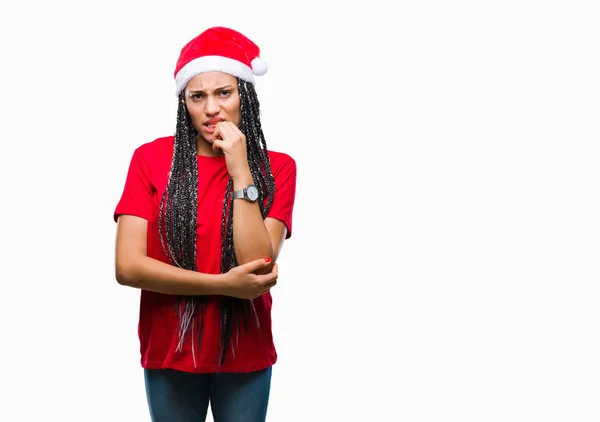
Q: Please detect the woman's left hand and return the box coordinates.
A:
[212,122,250,180]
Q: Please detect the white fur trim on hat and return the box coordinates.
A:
[175,55,255,96]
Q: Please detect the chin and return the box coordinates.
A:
[197,134,214,144]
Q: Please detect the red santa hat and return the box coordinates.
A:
[173,26,268,96]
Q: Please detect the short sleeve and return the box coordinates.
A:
[267,154,297,239]
[113,148,154,222]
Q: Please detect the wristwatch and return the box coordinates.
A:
[232,184,259,203]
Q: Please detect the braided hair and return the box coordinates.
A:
[157,77,275,366]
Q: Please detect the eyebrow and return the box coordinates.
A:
[187,85,234,94]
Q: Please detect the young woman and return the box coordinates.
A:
[113,26,297,422]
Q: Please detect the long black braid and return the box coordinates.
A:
[158,77,275,367]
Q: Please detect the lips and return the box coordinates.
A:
[203,117,225,128]
[201,117,224,135]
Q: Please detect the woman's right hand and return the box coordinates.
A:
[221,258,278,299]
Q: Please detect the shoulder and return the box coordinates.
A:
[134,135,175,158]
[123,136,174,176]
[267,150,296,173]
[125,136,175,172]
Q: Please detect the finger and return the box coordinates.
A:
[243,257,273,273]
[270,263,278,278]
[264,280,277,290]
[262,262,278,281]
[258,266,278,287]
[214,122,229,140]
[216,121,244,141]
[261,280,277,295]
[213,124,224,140]
[212,139,225,154]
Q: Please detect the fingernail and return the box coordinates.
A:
[264,257,271,263]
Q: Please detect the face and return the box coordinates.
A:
[184,71,241,147]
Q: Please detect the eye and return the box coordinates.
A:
[219,90,232,97]
[190,93,205,100]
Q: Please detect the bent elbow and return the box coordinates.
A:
[115,260,137,287]
[263,242,275,263]
[115,268,130,286]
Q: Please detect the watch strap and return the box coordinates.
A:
[231,189,245,199]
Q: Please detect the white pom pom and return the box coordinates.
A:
[251,57,268,76]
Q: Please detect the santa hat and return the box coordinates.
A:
[173,26,268,96]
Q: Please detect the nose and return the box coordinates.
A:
[205,95,220,115]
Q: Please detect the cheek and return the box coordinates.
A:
[232,109,242,126]
[228,99,242,125]
[185,104,203,128]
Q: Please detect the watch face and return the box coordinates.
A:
[247,185,259,201]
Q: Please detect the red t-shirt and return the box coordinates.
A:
[113,136,296,373]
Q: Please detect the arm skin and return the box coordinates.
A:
[211,122,288,273]
[114,215,277,296]
[232,169,288,274]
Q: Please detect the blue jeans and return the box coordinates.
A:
[144,366,272,422]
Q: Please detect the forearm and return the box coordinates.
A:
[116,255,224,296]
[232,170,274,264]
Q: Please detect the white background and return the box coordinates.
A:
[1,0,599,421]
